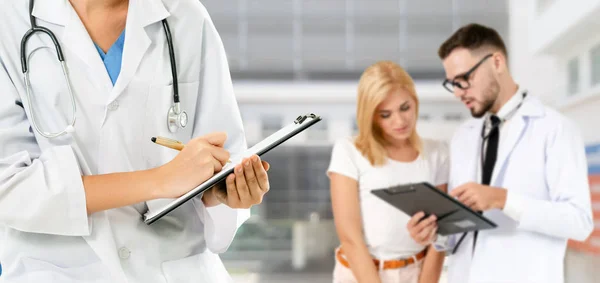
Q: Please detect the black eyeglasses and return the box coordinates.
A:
[442,54,493,93]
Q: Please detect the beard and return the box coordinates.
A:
[470,79,500,118]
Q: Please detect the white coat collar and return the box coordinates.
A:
[30,0,171,100]
[31,0,68,26]
[462,89,545,131]
[461,87,546,185]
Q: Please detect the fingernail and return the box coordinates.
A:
[252,156,258,162]
[236,166,242,173]
[245,161,250,166]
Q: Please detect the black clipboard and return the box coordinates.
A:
[143,113,322,225]
[371,182,497,235]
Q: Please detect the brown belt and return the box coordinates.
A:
[336,247,427,270]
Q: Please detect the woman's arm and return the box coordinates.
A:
[418,184,448,283]
[330,173,381,283]
[84,132,230,214]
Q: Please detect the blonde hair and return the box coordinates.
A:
[354,61,422,166]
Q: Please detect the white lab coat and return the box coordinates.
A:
[445,94,594,283]
[0,0,250,282]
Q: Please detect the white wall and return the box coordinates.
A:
[508,0,563,105]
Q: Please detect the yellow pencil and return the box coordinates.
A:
[151,136,231,163]
[151,136,184,151]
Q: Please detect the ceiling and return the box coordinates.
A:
[200,0,509,81]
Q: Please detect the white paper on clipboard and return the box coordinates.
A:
[143,113,322,225]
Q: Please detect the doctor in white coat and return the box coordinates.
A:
[0,0,271,282]
[407,23,594,283]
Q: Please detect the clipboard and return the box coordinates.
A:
[371,182,497,235]
[143,113,322,225]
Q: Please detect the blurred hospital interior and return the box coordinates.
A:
[189,0,600,282]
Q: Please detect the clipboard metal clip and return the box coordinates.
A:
[294,113,318,124]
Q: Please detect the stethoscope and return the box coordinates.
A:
[479,91,527,169]
[20,0,186,139]
[451,90,527,255]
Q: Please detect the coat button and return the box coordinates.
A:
[118,247,131,259]
[108,101,119,111]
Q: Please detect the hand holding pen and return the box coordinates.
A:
[151,134,271,209]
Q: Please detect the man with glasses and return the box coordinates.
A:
[406,23,593,283]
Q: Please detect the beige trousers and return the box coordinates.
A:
[332,256,423,283]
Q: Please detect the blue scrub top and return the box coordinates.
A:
[94,30,125,85]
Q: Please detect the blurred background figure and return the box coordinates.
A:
[196,0,600,282]
[200,1,506,282]
[327,61,448,283]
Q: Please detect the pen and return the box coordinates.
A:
[151,136,184,151]
[151,136,231,163]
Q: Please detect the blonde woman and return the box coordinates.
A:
[327,61,448,283]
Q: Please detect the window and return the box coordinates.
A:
[261,115,282,138]
[591,44,600,87]
[568,57,579,95]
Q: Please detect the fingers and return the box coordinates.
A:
[414,214,437,233]
[428,226,438,242]
[208,145,230,165]
[407,212,426,229]
[415,223,437,244]
[235,162,251,203]
[252,156,270,193]
[261,160,270,172]
[211,157,223,173]
[455,188,477,209]
[243,157,262,200]
[200,132,227,147]
[461,193,477,208]
[407,213,437,245]
[225,173,239,204]
[449,185,466,198]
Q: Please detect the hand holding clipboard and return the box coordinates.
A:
[150,134,271,208]
[143,113,322,224]
[371,182,497,236]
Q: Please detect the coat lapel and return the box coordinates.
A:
[61,4,114,94]
[491,116,526,184]
[491,95,545,184]
[453,119,484,188]
[106,0,170,104]
[32,0,113,95]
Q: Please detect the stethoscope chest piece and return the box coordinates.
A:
[167,102,187,133]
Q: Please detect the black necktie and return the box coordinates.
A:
[482,115,501,186]
[452,115,501,255]
[473,115,501,250]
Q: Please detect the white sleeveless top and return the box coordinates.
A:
[327,137,449,260]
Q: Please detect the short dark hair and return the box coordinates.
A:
[438,23,507,60]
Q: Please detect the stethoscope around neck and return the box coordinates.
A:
[479,91,527,171]
[20,0,186,139]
